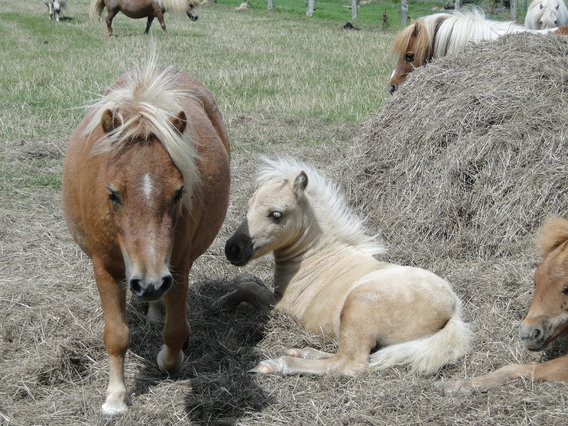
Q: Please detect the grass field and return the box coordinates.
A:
[2,1,565,425]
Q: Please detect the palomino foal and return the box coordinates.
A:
[444,217,568,392]
[221,158,472,376]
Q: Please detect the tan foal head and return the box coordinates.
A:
[520,217,568,350]
[102,109,187,301]
[225,171,309,266]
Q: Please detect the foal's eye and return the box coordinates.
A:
[173,186,185,204]
[405,53,415,62]
[268,211,283,223]
[107,186,121,206]
[562,286,568,295]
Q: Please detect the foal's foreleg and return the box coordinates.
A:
[251,289,378,376]
[442,354,568,393]
[217,281,277,310]
[94,263,129,417]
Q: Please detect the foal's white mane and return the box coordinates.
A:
[257,157,386,257]
[84,61,200,210]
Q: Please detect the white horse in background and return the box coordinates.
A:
[525,0,568,29]
[43,0,67,21]
[220,157,473,376]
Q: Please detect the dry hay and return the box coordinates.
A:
[4,34,568,425]
[346,33,568,265]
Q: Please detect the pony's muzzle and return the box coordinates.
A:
[187,12,199,22]
[519,322,548,351]
[129,274,173,302]
[225,235,253,266]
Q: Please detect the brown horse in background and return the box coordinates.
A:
[443,217,568,392]
[89,0,200,36]
[62,62,230,416]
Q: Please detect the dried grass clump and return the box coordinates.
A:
[346,33,568,263]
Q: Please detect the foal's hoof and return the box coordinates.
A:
[248,360,281,375]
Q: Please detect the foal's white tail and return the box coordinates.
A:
[368,304,473,375]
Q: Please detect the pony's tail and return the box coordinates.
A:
[89,0,105,20]
[368,303,473,375]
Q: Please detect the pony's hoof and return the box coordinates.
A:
[434,379,475,395]
[157,345,184,375]
[101,400,128,418]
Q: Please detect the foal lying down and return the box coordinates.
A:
[443,217,568,392]
[220,157,472,376]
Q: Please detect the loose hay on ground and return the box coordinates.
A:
[4,33,568,425]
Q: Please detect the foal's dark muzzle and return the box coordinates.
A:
[225,235,253,266]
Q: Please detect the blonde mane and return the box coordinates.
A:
[158,0,200,12]
[256,157,386,257]
[84,62,200,210]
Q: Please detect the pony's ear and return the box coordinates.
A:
[293,171,308,196]
[411,21,420,37]
[101,109,122,133]
[537,217,568,256]
[170,111,187,134]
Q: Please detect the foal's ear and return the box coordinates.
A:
[170,111,187,134]
[293,171,308,195]
[101,109,122,133]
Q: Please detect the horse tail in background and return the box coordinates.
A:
[368,299,473,375]
[89,0,105,19]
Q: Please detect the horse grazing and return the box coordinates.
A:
[388,7,560,93]
[89,0,199,37]
[42,0,67,21]
[525,0,568,29]
[220,157,472,376]
[443,217,568,393]
[62,62,230,416]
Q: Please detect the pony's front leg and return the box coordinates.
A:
[155,12,168,34]
[105,9,118,37]
[158,273,190,374]
[94,262,130,417]
[217,281,276,310]
[441,354,568,393]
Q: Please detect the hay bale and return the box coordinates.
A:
[347,33,568,262]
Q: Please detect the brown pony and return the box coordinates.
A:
[388,8,563,93]
[443,217,568,392]
[89,0,200,36]
[62,62,230,416]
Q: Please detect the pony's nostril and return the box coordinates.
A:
[162,275,173,292]
[531,328,542,341]
[130,278,142,295]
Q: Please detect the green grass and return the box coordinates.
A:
[0,0,525,195]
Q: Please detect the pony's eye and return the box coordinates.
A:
[405,53,415,62]
[107,186,121,206]
[562,286,568,295]
[268,211,282,223]
[174,186,185,204]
